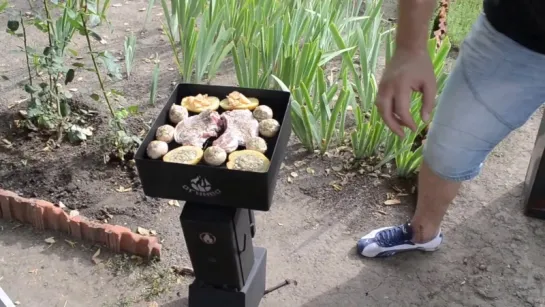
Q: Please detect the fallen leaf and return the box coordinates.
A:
[65,239,76,247]
[58,201,66,209]
[150,230,157,236]
[137,227,150,236]
[384,199,401,205]
[92,248,101,264]
[306,167,315,175]
[331,183,342,191]
[168,200,180,207]
[290,172,298,178]
[332,165,343,172]
[172,266,195,277]
[294,160,305,168]
[69,210,79,217]
[1,139,11,146]
[44,237,55,244]
[116,186,132,192]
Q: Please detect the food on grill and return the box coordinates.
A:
[203,146,227,166]
[147,140,169,159]
[213,109,259,153]
[169,105,188,125]
[226,150,270,173]
[155,125,175,143]
[245,137,267,154]
[258,119,280,138]
[252,105,273,122]
[220,91,259,111]
[174,110,222,148]
[181,94,220,113]
[163,146,203,165]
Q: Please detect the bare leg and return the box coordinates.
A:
[411,161,461,243]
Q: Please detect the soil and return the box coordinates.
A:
[2,1,545,307]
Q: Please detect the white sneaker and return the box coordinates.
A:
[357,223,443,258]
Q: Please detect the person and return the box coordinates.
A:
[357,0,545,258]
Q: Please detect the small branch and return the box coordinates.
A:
[80,6,123,132]
[20,15,33,101]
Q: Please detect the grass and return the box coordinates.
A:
[447,0,482,47]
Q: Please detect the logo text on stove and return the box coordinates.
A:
[183,176,221,197]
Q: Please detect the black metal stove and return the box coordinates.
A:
[135,84,292,307]
[524,112,545,219]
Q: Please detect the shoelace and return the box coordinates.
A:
[375,224,412,247]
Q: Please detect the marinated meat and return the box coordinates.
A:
[213,110,259,153]
[174,110,222,148]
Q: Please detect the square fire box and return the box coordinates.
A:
[134,83,292,211]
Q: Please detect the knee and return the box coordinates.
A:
[422,131,486,182]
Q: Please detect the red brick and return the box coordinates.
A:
[120,232,138,255]
[11,196,31,223]
[28,202,46,230]
[0,188,162,259]
[0,189,18,220]
[69,215,82,240]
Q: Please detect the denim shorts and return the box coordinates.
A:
[424,13,545,182]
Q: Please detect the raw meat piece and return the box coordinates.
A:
[213,110,259,153]
[174,110,222,148]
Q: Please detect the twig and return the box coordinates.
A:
[20,15,33,101]
[43,0,64,142]
[80,4,124,132]
[264,279,297,295]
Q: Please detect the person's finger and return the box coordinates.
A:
[393,83,417,132]
[420,77,437,123]
[376,84,405,138]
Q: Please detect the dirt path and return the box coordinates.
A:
[2,0,545,306]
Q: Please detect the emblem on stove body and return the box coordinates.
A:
[183,175,221,197]
[199,232,216,244]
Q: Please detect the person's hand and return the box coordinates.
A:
[375,48,436,138]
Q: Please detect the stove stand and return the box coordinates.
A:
[524,112,545,219]
[181,203,266,307]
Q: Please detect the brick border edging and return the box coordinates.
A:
[0,188,161,259]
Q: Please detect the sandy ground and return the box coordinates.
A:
[2,0,545,307]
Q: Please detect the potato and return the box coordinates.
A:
[147,140,169,159]
[155,125,175,143]
[245,137,267,154]
[163,146,203,165]
[169,105,189,124]
[203,146,227,166]
[259,119,280,138]
[220,91,259,111]
[227,150,270,173]
[252,105,273,122]
[181,94,220,113]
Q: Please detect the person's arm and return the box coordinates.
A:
[396,0,437,53]
[376,0,438,137]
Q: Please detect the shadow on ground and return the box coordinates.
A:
[299,183,545,307]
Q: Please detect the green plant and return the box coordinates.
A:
[8,0,140,160]
[161,0,233,83]
[0,0,9,13]
[124,33,136,79]
[149,61,159,105]
[447,0,481,47]
[393,37,451,177]
[274,68,353,154]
